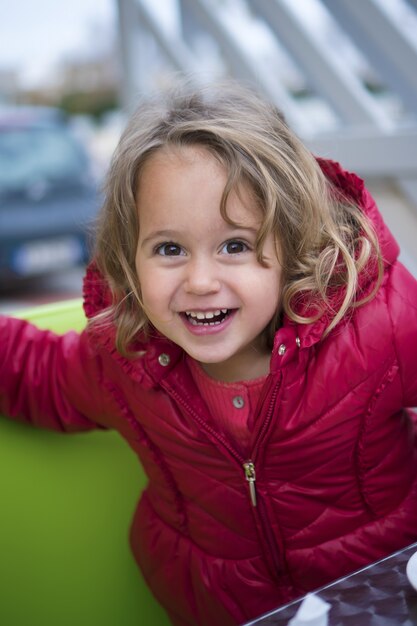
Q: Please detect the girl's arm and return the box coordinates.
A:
[0,315,106,432]
[387,261,417,407]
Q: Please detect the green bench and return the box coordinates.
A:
[0,299,170,626]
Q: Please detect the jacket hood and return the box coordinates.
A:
[317,158,399,266]
[83,158,399,360]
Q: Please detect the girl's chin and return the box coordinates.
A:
[185,347,234,365]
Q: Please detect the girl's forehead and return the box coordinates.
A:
[140,144,258,198]
[136,145,262,233]
[141,143,220,173]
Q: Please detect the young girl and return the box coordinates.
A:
[1,80,417,626]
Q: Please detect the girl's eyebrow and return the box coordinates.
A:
[140,230,181,247]
[140,225,259,247]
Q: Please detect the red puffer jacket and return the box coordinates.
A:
[1,160,417,626]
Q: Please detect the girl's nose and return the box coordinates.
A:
[184,259,221,295]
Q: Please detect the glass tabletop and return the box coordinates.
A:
[243,542,417,625]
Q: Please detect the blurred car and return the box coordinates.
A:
[0,106,100,283]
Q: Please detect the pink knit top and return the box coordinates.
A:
[187,357,267,456]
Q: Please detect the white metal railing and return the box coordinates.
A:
[116,0,417,269]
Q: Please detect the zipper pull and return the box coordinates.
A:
[243,460,257,507]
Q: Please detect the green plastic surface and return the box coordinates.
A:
[0,300,171,626]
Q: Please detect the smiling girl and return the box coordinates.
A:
[135,145,281,382]
[2,81,417,626]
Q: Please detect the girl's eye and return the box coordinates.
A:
[221,240,248,255]
[155,243,184,256]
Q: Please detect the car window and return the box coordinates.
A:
[0,126,88,192]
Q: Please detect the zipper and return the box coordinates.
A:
[161,373,284,573]
[163,377,280,507]
[241,376,282,508]
[163,375,282,500]
[243,460,257,506]
[251,374,282,462]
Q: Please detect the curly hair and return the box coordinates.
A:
[93,79,383,355]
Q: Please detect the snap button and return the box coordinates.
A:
[296,337,301,348]
[232,395,245,409]
[278,343,286,356]
[158,353,170,367]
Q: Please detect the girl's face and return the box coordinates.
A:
[135,146,282,382]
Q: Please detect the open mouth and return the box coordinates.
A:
[183,309,233,326]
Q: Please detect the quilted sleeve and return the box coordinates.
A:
[0,315,106,432]
[386,261,417,407]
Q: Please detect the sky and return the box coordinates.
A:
[0,0,116,87]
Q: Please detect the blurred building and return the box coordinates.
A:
[57,53,119,94]
[44,49,120,120]
[0,69,21,104]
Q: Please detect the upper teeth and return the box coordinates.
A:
[185,309,227,320]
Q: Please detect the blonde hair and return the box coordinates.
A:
[93,80,383,355]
